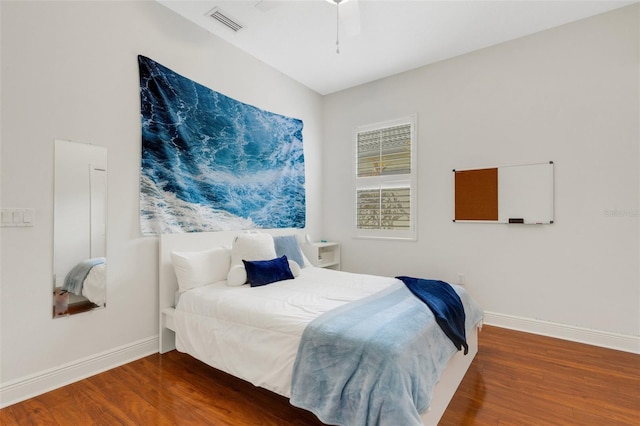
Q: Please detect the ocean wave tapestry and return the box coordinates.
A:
[138,55,305,235]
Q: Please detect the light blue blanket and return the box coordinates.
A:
[290,282,483,426]
[62,257,106,296]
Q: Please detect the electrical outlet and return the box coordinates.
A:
[457,273,465,285]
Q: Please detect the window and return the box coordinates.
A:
[354,115,417,240]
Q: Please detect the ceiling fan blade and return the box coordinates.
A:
[254,0,281,12]
[340,0,361,37]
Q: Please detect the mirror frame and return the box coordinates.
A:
[53,139,107,318]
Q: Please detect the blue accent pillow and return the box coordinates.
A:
[243,255,295,287]
[273,235,305,268]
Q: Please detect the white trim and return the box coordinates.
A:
[0,336,158,408]
[484,311,640,354]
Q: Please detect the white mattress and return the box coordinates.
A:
[82,263,106,306]
[174,267,397,397]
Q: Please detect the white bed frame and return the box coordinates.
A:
[158,230,479,426]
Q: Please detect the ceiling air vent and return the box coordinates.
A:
[206,7,244,32]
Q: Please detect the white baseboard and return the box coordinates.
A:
[0,336,158,408]
[484,311,640,354]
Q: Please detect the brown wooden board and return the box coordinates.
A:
[454,168,498,221]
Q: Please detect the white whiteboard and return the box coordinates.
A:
[498,162,554,224]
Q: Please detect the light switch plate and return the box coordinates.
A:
[1,211,12,223]
[0,208,35,227]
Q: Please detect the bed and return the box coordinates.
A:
[158,230,483,426]
[61,257,107,306]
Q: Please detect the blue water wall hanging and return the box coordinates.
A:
[138,56,306,235]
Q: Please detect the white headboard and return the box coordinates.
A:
[158,229,307,353]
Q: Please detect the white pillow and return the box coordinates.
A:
[227,264,248,287]
[171,246,231,292]
[227,231,277,286]
[288,259,301,276]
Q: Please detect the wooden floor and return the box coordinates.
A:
[1,326,638,425]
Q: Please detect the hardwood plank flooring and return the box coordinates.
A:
[1,326,638,425]
[440,326,640,426]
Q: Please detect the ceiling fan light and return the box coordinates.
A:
[326,0,350,5]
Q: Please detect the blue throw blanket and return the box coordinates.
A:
[396,276,468,354]
[290,282,483,426]
[62,257,105,296]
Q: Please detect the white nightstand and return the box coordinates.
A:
[302,242,341,270]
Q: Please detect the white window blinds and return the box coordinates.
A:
[356,187,411,230]
[357,124,412,177]
[354,116,416,240]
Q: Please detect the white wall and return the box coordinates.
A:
[323,6,639,341]
[0,0,323,404]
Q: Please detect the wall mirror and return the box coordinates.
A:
[53,140,107,318]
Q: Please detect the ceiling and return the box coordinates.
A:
[158,0,635,95]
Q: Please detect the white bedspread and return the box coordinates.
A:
[174,267,396,397]
[82,263,106,306]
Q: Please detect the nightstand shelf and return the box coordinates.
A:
[159,307,177,354]
[162,307,176,332]
[302,242,341,270]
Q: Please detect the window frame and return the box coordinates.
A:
[353,115,417,241]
